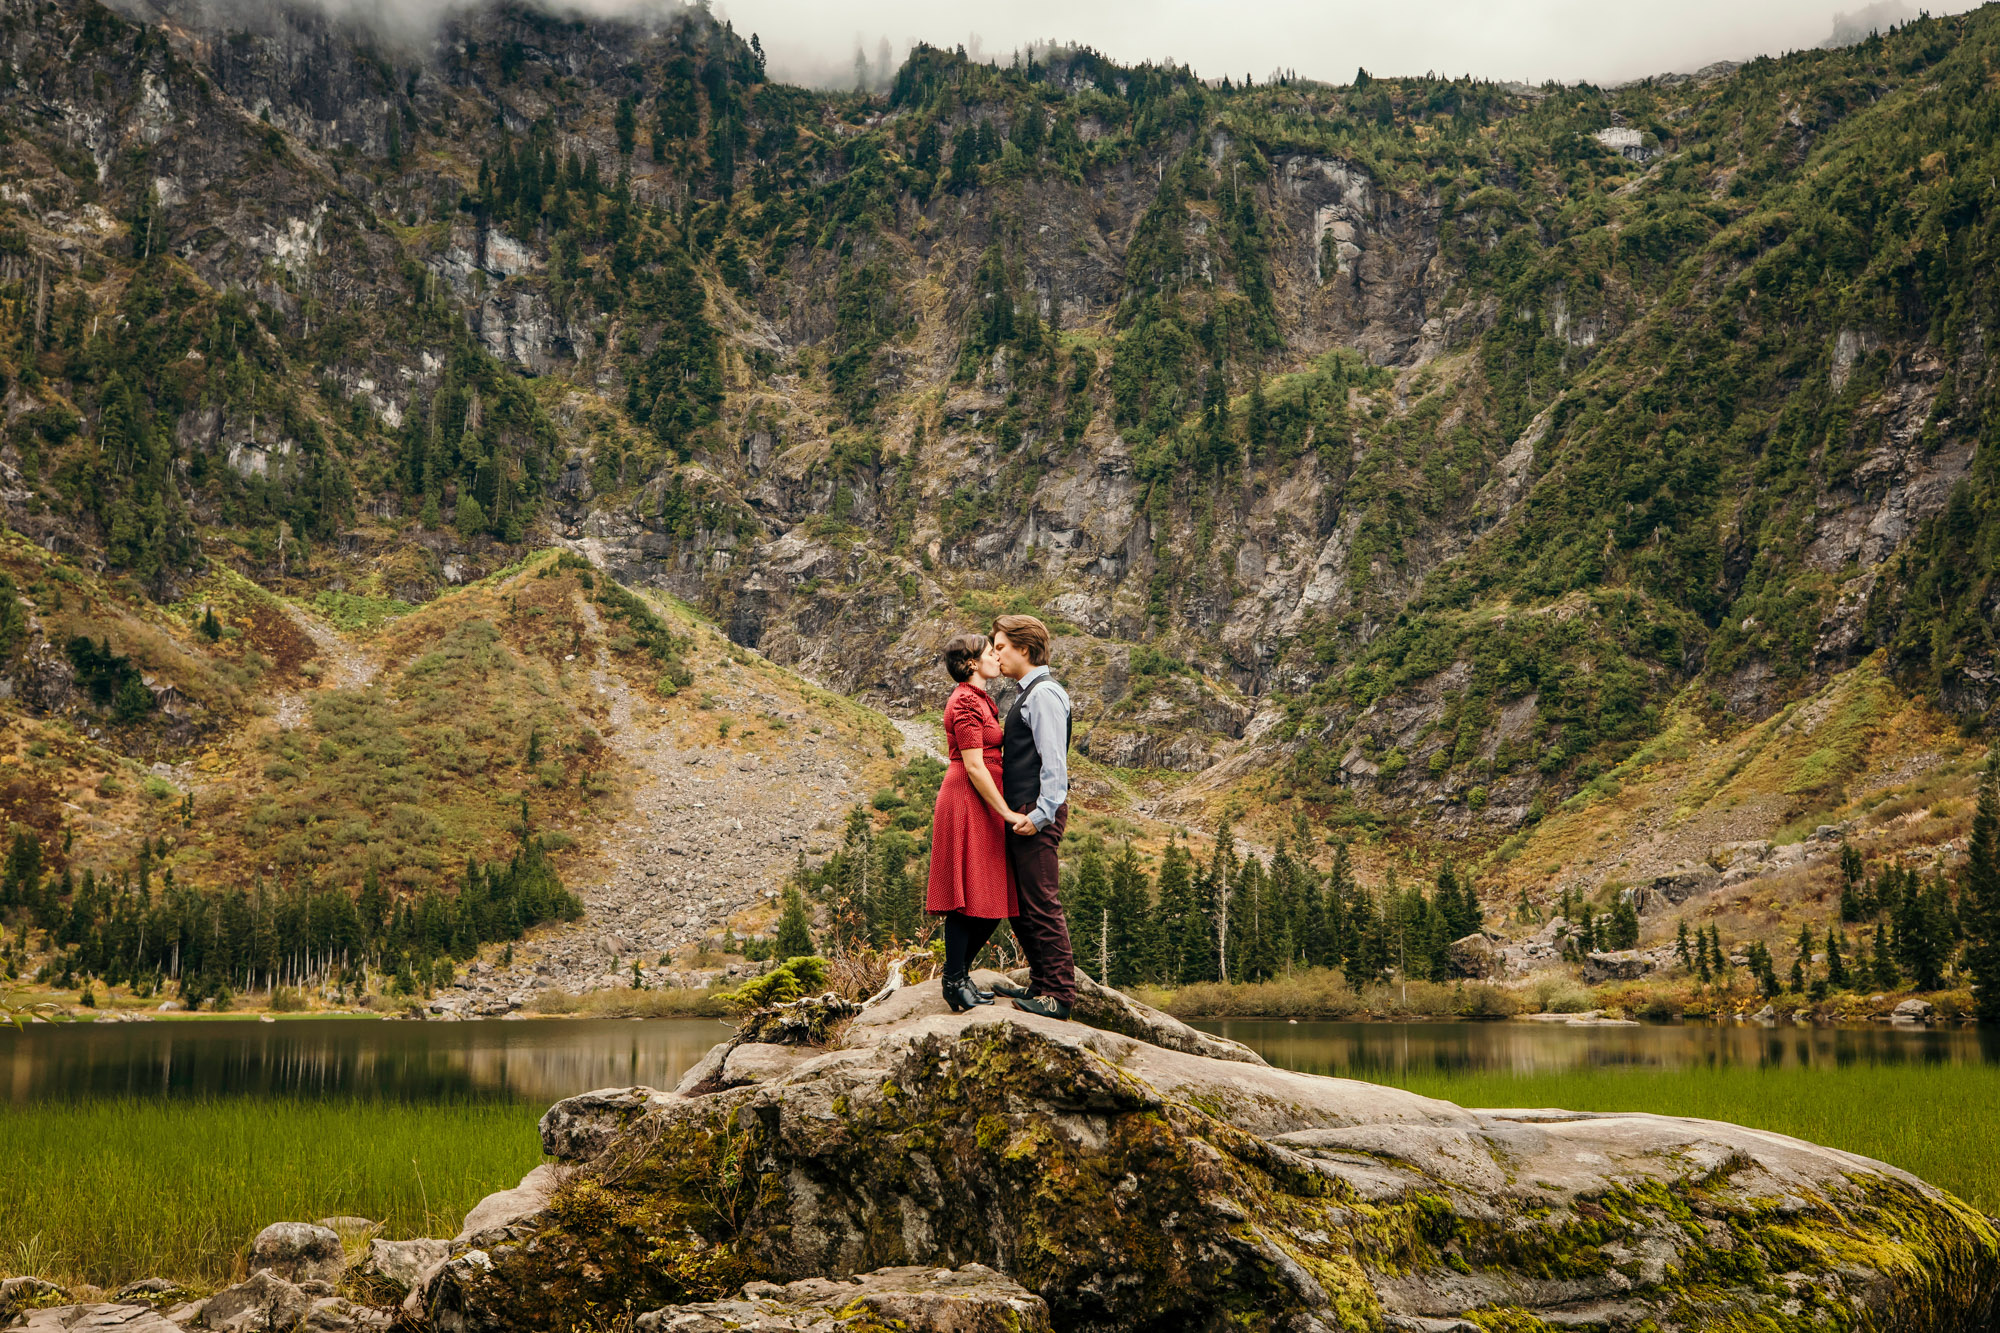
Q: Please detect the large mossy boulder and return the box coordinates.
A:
[420,981,2000,1332]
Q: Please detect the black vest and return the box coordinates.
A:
[1002,674,1069,812]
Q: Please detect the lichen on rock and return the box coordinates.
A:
[421,982,2000,1332]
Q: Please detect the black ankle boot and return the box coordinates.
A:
[942,970,988,1013]
[988,978,1034,1000]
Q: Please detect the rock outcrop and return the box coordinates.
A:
[413,982,2000,1332]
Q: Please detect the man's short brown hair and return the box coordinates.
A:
[991,614,1051,666]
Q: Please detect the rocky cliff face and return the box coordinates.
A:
[2,0,1996,838]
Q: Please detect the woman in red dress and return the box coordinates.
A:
[927,633,1029,1011]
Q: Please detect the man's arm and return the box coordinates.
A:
[1024,683,1070,830]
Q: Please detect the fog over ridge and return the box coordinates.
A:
[112,0,1984,88]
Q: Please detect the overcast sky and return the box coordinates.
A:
[714,0,1977,90]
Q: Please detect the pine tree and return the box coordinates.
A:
[1675,920,1693,971]
[1606,895,1640,949]
[1901,874,1955,992]
[1825,926,1848,989]
[1437,862,1482,941]
[1105,842,1151,987]
[1232,857,1275,982]
[1961,751,2000,1021]
[1320,842,1355,968]
[1064,846,1111,982]
[1791,922,1814,993]
[1870,924,1900,989]
[1205,820,1238,984]
[775,886,816,959]
[1344,879,1385,988]
[1152,838,1198,986]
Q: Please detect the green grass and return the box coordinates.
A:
[0,1099,544,1288]
[307,589,415,631]
[7,1066,1996,1292]
[1374,1063,2000,1215]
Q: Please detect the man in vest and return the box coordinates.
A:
[988,614,1076,1020]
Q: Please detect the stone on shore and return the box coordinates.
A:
[1580,948,1653,982]
[11,1305,189,1333]
[414,977,2000,1332]
[246,1222,343,1283]
[356,1238,452,1294]
[631,1265,1048,1332]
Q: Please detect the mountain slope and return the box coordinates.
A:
[0,0,1995,869]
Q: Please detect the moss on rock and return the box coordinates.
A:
[428,991,2000,1333]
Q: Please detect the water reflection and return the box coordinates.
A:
[0,1018,735,1104]
[5,1018,1996,1106]
[1191,1019,2000,1079]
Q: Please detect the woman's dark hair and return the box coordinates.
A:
[943,632,989,683]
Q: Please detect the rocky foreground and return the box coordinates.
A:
[10,977,2000,1332]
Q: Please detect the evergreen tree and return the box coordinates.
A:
[1606,895,1640,950]
[1318,842,1355,969]
[1961,751,2000,1021]
[1232,856,1276,982]
[1344,877,1386,988]
[1900,874,1955,992]
[1825,926,1848,989]
[1151,838,1199,986]
[775,886,816,959]
[1869,924,1900,990]
[1674,920,1693,971]
[1436,862,1482,941]
[1268,837,1314,974]
[1105,841,1151,988]
[1064,845,1112,982]
[1204,819,1238,983]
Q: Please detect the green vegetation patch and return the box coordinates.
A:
[0,1097,543,1288]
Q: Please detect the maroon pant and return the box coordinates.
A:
[1006,802,1075,1004]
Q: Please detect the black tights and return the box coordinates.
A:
[943,912,1001,978]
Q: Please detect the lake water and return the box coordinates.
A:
[4,1016,1996,1104]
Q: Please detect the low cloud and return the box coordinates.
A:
[118,0,1976,86]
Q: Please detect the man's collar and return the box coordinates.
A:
[1019,665,1050,687]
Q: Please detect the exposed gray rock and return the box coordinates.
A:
[200,1271,311,1333]
[313,1217,378,1242]
[961,968,1266,1066]
[419,980,2000,1332]
[1893,997,1936,1023]
[1446,933,1499,979]
[539,1087,673,1161]
[1581,949,1654,982]
[720,1042,817,1087]
[10,1305,188,1333]
[671,1041,733,1095]
[456,1164,561,1243]
[632,1265,1049,1333]
[356,1237,452,1293]
[299,1297,391,1333]
[1646,860,1719,905]
[247,1222,343,1283]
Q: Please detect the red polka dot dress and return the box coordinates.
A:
[926,682,1019,918]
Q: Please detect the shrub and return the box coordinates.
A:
[726,956,831,1011]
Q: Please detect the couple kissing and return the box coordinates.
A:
[924,614,1075,1021]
